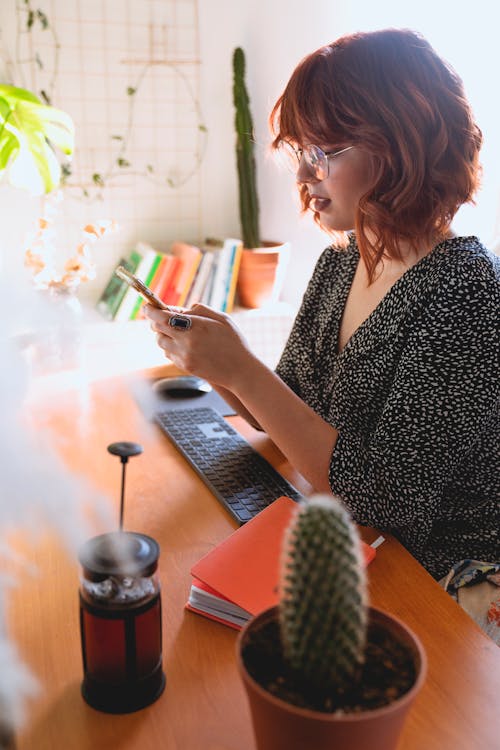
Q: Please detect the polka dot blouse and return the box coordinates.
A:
[276,235,500,579]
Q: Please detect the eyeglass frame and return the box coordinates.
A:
[278,141,353,180]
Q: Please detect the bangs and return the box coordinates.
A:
[270,48,347,148]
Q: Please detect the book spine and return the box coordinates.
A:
[95,257,128,321]
[223,242,243,313]
[177,254,202,307]
[114,248,156,322]
[169,242,202,307]
[161,257,183,305]
[112,250,142,318]
[134,254,170,319]
[96,250,143,320]
[130,251,163,320]
[149,255,169,293]
[185,251,214,307]
[183,249,205,307]
[210,238,238,311]
[202,252,218,306]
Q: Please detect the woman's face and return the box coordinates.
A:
[296,145,374,231]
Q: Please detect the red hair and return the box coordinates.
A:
[270,29,482,280]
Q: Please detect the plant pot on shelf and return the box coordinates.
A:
[237,605,426,750]
[236,241,290,309]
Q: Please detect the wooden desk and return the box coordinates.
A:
[11,370,500,750]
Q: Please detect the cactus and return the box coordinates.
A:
[279,496,368,698]
[232,47,261,249]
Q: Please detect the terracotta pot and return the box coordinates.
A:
[236,241,290,309]
[237,606,426,750]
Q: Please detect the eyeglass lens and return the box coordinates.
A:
[277,142,328,180]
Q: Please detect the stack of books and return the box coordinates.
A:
[96,238,243,321]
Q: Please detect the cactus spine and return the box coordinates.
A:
[279,496,368,698]
[232,47,260,249]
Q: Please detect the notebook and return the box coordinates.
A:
[186,496,377,630]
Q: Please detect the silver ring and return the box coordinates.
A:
[168,314,192,330]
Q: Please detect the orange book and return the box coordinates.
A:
[186,496,377,630]
[149,254,170,293]
[169,241,203,306]
[159,256,183,305]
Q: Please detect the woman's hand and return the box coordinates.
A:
[144,303,254,390]
[145,302,337,492]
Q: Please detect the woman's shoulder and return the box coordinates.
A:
[434,236,500,286]
[418,236,500,323]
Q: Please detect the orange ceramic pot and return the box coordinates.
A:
[237,606,426,750]
[236,241,290,308]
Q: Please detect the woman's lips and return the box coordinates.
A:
[309,196,331,212]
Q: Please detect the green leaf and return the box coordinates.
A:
[61,162,72,180]
[0,133,19,171]
[126,87,136,96]
[0,85,40,105]
[0,84,74,193]
[117,157,130,167]
[36,9,49,29]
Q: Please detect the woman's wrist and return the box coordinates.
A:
[229,351,271,401]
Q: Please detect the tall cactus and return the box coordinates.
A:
[232,47,260,249]
[279,496,368,698]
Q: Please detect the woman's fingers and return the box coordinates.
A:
[144,302,249,388]
[144,304,192,336]
[188,303,229,322]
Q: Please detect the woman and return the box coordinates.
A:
[146,28,499,581]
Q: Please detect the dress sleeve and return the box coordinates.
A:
[329,262,499,552]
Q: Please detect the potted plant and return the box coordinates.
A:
[236,496,427,750]
[232,47,289,308]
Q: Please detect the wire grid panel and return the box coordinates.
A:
[9,0,205,255]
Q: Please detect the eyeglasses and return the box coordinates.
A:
[276,141,353,180]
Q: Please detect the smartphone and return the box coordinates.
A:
[114,265,171,310]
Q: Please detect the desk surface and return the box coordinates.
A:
[11,368,500,750]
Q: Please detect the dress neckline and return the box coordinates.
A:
[334,235,480,357]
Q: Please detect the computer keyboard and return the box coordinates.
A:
[155,407,303,523]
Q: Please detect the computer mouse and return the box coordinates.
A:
[152,376,212,399]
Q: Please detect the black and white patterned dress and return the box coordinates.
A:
[276,235,500,579]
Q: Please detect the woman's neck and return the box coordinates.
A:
[364,230,455,280]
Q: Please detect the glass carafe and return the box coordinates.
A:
[79,531,165,713]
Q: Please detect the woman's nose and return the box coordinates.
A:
[296,156,317,184]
